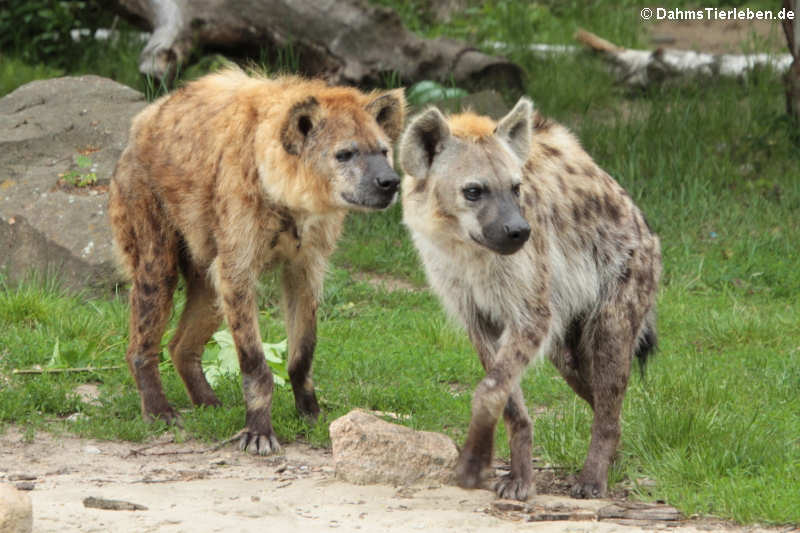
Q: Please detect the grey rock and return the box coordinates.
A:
[0,483,33,533]
[0,75,146,293]
[329,409,458,486]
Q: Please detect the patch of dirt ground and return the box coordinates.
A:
[0,428,784,533]
[646,18,788,54]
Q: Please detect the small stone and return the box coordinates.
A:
[0,483,33,533]
[14,482,35,491]
[83,496,148,511]
[7,474,36,482]
[330,409,458,486]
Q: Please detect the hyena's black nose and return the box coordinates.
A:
[366,153,400,193]
[504,221,531,243]
[375,173,400,192]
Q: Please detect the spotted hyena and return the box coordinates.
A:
[109,68,405,454]
[399,98,661,500]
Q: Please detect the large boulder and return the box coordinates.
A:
[0,483,33,533]
[0,76,146,293]
[330,409,459,486]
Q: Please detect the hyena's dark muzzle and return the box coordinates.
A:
[477,196,530,255]
[345,153,400,209]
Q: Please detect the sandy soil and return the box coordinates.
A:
[0,427,784,533]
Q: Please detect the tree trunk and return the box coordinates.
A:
[110,0,523,92]
[782,0,800,121]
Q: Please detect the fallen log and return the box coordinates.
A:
[573,28,794,88]
[109,0,522,91]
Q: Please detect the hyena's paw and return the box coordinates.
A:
[454,451,490,490]
[570,477,607,499]
[142,403,181,426]
[293,390,320,421]
[495,474,533,501]
[238,429,281,456]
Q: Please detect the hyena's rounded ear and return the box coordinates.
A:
[494,97,534,162]
[281,97,321,155]
[399,107,450,179]
[366,89,406,144]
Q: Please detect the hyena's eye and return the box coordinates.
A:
[335,149,356,162]
[463,186,483,202]
[512,183,521,197]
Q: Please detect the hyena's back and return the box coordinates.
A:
[110,71,316,275]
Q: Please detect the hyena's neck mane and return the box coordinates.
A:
[411,229,537,332]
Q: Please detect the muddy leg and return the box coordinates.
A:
[466,314,536,500]
[495,384,534,500]
[456,339,536,494]
[570,312,634,499]
[550,344,595,411]
[126,255,179,423]
[168,260,222,407]
[458,313,502,490]
[281,263,323,420]
[219,274,280,455]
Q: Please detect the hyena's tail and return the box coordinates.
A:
[634,308,658,376]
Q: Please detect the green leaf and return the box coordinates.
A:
[407,80,441,100]
[407,80,468,107]
[203,329,289,387]
[212,329,234,348]
[47,338,61,367]
[75,154,92,168]
[263,339,287,363]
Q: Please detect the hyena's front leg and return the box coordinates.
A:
[218,272,280,455]
[468,313,534,500]
[456,333,539,496]
[281,261,324,420]
[496,385,533,500]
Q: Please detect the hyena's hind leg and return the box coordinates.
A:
[550,316,594,409]
[117,203,181,423]
[569,293,658,499]
[168,252,223,408]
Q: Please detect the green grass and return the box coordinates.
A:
[2,0,799,526]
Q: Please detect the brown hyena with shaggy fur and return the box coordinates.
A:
[400,98,661,500]
[109,68,405,454]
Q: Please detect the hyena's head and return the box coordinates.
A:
[279,88,406,211]
[400,98,533,255]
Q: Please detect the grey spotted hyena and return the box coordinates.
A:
[399,98,661,500]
